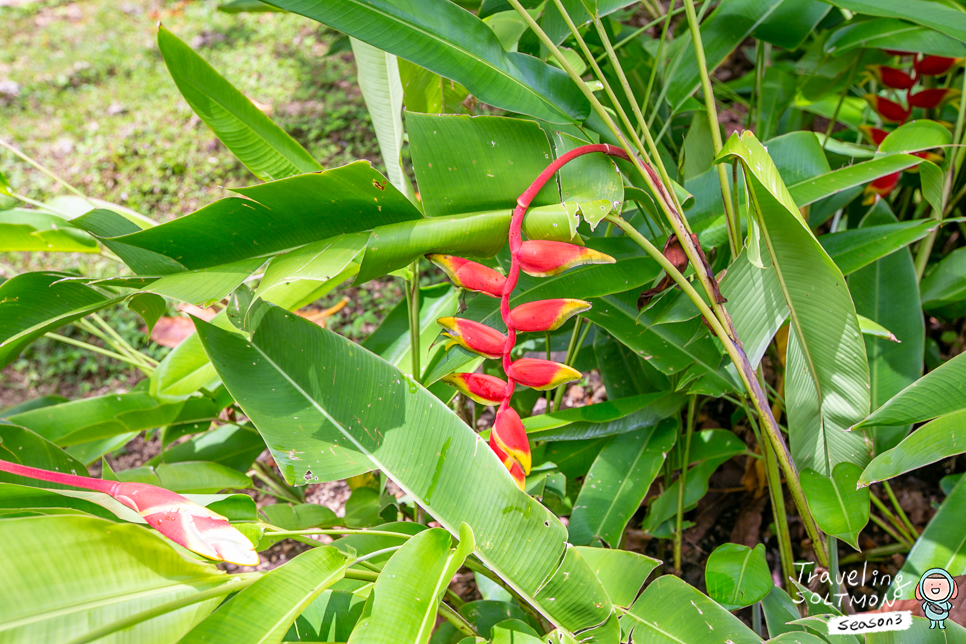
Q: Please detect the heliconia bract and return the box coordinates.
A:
[427,254,506,298]
[0,459,258,565]
[491,407,531,478]
[858,125,889,147]
[863,94,911,123]
[862,171,901,205]
[441,372,508,405]
[506,358,582,391]
[864,65,915,90]
[489,434,526,489]
[915,55,960,76]
[507,298,591,332]
[437,317,508,359]
[908,88,960,110]
[516,240,615,277]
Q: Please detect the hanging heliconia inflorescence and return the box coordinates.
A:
[428,144,632,490]
[860,54,961,204]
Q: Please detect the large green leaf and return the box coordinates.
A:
[849,206,924,454]
[922,246,966,319]
[349,525,474,644]
[158,26,322,181]
[801,462,869,549]
[859,410,966,486]
[6,391,186,447]
[0,272,123,369]
[180,546,347,643]
[98,163,422,271]
[787,154,925,207]
[351,37,412,197]
[575,547,659,609]
[894,473,966,598]
[856,351,966,429]
[115,461,253,494]
[256,233,365,298]
[567,419,677,547]
[521,392,684,442]
[822,0,966,45]
[0,424,88,489]
[621,575,761,642]
[718,132,870,476]
[705,543,773,610]
[0,515,233,642]
[826,18,966,58]
[146,423,266,472]
[195,305,617,634]
[0,209,98,252]
[819,218,939,276]
[261,0,588,124]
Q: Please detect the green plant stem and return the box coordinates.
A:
[439,602,478,638]
[9,191,72,217]
[44,333,153,374]
[870,514,913,548]
[463,557,550,632]
[744,392,795,588]
[406,259,421,381]
[249,461,302,504]
[604,212,829,566]
[445,588,466,610]
[75,317,157,369]
[63,574,261,644]
[636,0,677,120]
[551,317,587,412]
[90,312,158,366]
[263,528,414,538]
[882,480,918,540]
[673,395,697,574]
[344,568,380,582]
[822,63,859,152]
[839,542,909,565]
[0,138,94,205]
[869,492,915,546]
[680,0,739,258]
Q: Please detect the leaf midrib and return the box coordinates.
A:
[591,428,657,543]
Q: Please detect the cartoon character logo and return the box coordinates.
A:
[916,568,958,629]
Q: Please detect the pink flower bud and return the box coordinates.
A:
[516,241,615,277]
[427,254,506,298]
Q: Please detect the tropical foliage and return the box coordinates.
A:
[4,0,966,642]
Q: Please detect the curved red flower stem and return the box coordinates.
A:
[0,459,119,495]
[497,143,631,416]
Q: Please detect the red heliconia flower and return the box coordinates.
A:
[441,372,508,405]
[437,317,507,359]
[863,94,911,123]
[491,407,531,479]
[915,56,960,76]
[864,65,915,90]
[506,358,582,391]
[862,171,901,205]
[426,254,506,298]
[858,125,889,147]
[507,299,591,333]
[516,241,615,277]
[912,150,944,163]
[489,434,526,489]
[908,88,961,110]
[0,460,258,565]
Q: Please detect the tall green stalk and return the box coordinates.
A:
[406,259,421,381]
[673,396,697,573]
[680,0,739,258]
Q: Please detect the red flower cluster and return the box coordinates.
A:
[860,54,960,204]
[428,144,630,490]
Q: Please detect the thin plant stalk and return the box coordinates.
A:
[250,461,302,504]
[551,316,588,412]
[680,0,739,257]
[9,191,72,216]
[263,528,415,538]
[882,481,919,540]
[45,333,153,374]
[604,212,829,566]
[0,139,94,205]
[828,537,845,613]
[599,1,685,64]
[869,492,916,546]
[744,393,795,588]
[673,395,697,573]
[638,0,677,119]
[406,259,421,381]
[439,603,478,638]
[870,514,914,548]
